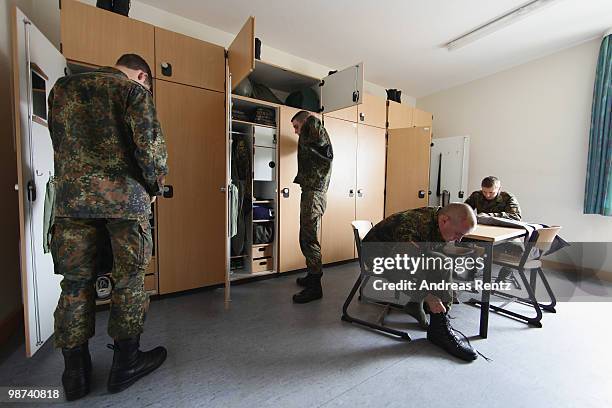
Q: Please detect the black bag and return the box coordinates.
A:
[253,223,274,244]
[96,0,130,16]
[286,88,320,112]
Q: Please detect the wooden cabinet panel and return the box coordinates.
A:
[385,127,431,216]
[154,28,225,91]
[155,80,226,294]
[322,117,357,263]
[324,105,357,123]
[278,106,306,272]
[358,94,386,128]
[387,100,414,129]
[356,125,386,224]
[228,16,255,90]
[61,0,154,70]
[413,108,433,127]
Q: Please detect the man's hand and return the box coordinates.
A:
[424,293,447,314]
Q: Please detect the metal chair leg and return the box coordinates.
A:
[536,267,557,312]
[341,272,411,341]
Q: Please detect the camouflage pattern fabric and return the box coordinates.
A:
[293,116,333,192]
[465,190,522,221]
[48,66,168,219]
[52,217,152,348]
[299,189,327,276]
[363,207,452,307]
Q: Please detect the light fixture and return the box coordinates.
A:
[445,0,561,51]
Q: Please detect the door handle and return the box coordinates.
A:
[163,185,174,198]
[418,190,426,199]
[282,188,290,198]
[349,189,355,198]
[357,189,363,197]
[160,62,172,77]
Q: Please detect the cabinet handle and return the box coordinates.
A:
[359,112,365,122]
[418,190,426,199]
[161,62,172,77]
[163,185,174,198]
[282,188,290,198]
[349,189,355,198]
[357,189,363,197]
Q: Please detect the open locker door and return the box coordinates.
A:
[227,16,255,91]
[320,62,363,114]
[12,7,66,357]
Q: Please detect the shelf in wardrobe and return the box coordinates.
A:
[232,119,276,129]
[253,200,274,204]
[230,270,276,281]
[253,219,274,223]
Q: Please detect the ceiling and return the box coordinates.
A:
[137,0,612,98]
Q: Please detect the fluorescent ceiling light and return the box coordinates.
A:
[445,0,561,51]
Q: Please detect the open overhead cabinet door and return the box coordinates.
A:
[12,7,66,357]
[321,62,363,114]
[228,16,255,91]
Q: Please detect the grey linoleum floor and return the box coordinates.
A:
[1,262,611,407]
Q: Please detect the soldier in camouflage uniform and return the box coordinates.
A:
[465,176,522,220]
[48,54,168,400]
[291,111,333,303]
[465,176,522,282]
[363,204,480,362]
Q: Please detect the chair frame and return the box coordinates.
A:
[341,221,411,341]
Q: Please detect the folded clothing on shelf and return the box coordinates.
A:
[253,205,274,220]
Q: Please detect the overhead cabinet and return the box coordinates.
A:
[60,0,154,70]
[154,27,226,91]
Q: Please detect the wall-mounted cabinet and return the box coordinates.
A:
[60,0,154,70]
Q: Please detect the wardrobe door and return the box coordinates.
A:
[355,124,386,225]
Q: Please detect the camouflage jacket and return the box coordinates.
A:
[464,191,521,221]
[363,207,445,244]
[293,116,333,192]
[48,67,168,219]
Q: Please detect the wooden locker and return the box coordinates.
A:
[321,117,357,263]
[154,28,225,91]
[60,0,154,70]
[413,107,433,127]
[385,127,431,216]
[325,105,357,123]
[387,100,414,128]
[155,80,226,294]
[355,124,386,224]
[358,93,386,128]
[278,106,307,272]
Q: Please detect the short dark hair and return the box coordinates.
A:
[291,110,310,123]
[481,176,500,188]
[116,54,152,89]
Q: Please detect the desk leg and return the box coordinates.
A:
[479,243,492,338]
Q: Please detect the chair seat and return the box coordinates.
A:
[493,253,542,269]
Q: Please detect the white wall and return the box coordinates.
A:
[417,38,612,272]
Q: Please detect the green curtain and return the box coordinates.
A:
[584,34,612,216]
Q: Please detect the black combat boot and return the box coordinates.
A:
[61,343,92,401]
[296,273,318,288]
[293,275,322,303]
[107,336,167,393]
[427,313,478,362]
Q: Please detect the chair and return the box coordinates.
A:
[489,226,561,327]
[340,220,411,341]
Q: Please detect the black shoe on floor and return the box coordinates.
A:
[61,342,92,401]
[427,313,478,362]
[296,273,320,287]
[293,276,322,303]
[107,336,167,393]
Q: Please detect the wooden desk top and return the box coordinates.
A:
[464,224,526,242]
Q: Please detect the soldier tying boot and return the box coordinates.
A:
[48,54,168,400]
[363,203,480,362]
[291,111,333,304]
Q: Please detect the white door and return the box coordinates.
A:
[429,136,470,206]
[12,7,66,357]
[320,62,363,114]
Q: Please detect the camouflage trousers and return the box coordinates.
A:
[51,217,152,348]
[299,189,327,276]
